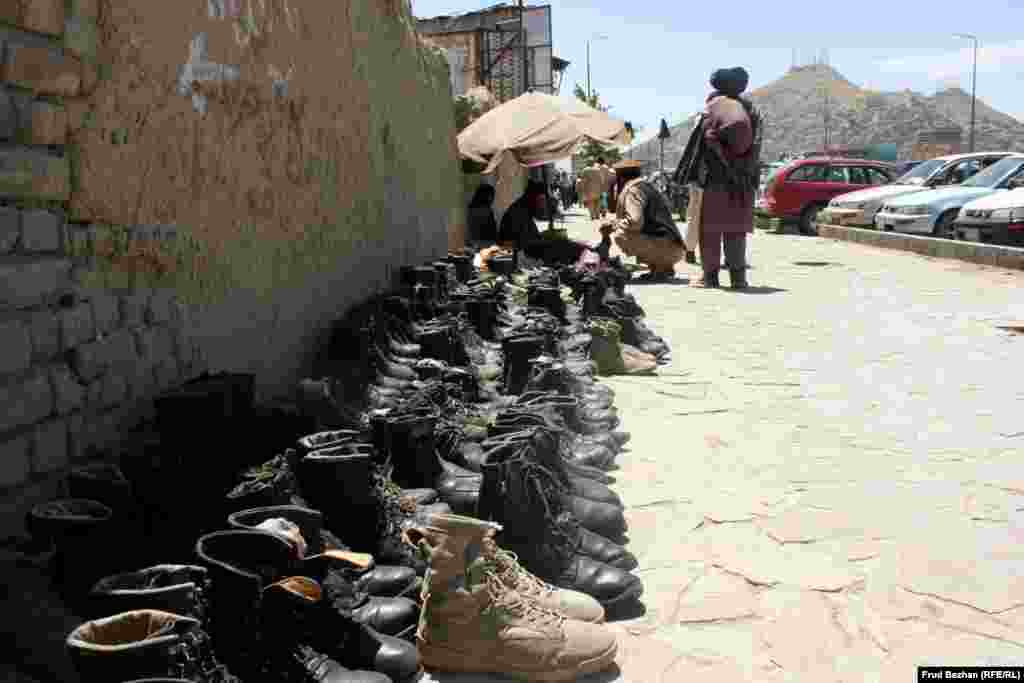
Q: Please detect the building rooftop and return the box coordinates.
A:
[415,3,546,34]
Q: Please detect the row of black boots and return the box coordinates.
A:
[16,248,673,682]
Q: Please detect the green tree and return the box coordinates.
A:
[571,84,627,168]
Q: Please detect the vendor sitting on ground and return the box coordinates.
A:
[500,180,591,265]
[601,159,685,281]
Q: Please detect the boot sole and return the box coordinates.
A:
[597,579,644,608]
[420,639,618,681]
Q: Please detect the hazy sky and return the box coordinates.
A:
[411,0,1023,147]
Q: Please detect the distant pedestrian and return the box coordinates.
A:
[678,66,762,289]
[579,158,617,220]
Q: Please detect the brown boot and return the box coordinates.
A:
[481,532,606,624]
[620,344,659,374]
[405,513,618,680]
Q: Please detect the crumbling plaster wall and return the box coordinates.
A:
[0,0,462,526]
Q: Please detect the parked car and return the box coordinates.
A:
[823,152,1015,228]
[892,160,924,177]
[953,180,1024,246]
[760,157,898,234]
[874,154,1024,238]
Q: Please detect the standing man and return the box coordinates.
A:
[601,159,685,281]
[579,157,616,220]
[682,67,762,289]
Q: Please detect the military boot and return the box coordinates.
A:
[66,610,241,682]
[588,318,658,376]
[403,513,617,680]
[477,446,642,608]
[263,577,418,682]
[89,565,211,622]
[502,335,549,395]
[226,505,419,598]
[27,498,117,605]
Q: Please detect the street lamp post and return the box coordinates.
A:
[586,34,608,103]
[954,33,979,153]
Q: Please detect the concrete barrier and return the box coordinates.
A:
[816,223,1024,271]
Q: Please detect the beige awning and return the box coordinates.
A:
[457,91,631,174]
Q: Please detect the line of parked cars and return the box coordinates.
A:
[759,151,1024,246]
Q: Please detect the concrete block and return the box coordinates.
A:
[0,146,70,201]
[135,324,174,364]
[0,255,70,310]
[58,299,92,349]
[0,370,53,433]
[19,0,65,36]
[145,289,174,325]
[90,292,118,334]
[27,307,58,359]
[0,205,18,252]
[98,371,126,409]
[49,362,82,414]
[3,44,81,97]
[31,416,67,473]
[118,290,147,328]
[0,431,31,487]
[22,99,67,145]
[19,208,61,252]
[0,314,31,375]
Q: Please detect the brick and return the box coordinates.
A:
[0,432,31,487]
[153,357,180,393]
[98,371,126,409]
[0,315,31,375]
[48,362,82,414]
[0,205,17,252]
[58,299,92,349]
[22,99,67,145]
[3,44,81,97]
[0,146,70,201]
[135,324,174,364]
[31,416,67,473]
[145,289,174,325]
[118,290,147,328]
[27,307,58,359]
[20,0,65,36]
[90,292,118,334]
[19,207,61,252]
[0,255,70,309]
[0,370,53,433]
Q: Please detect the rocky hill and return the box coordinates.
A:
[631,64,1024,166]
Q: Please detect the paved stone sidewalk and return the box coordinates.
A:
[428,211,1024,682]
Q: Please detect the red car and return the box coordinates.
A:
[761,157,898,234]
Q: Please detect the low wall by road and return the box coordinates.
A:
[816,224,1024,271]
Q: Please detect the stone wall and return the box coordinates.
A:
[0,0,462,537]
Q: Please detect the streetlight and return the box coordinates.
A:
[586,34,608,103]
[953,33,979,153]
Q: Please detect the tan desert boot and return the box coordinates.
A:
[481,531,605,624]
[406,513,617,681]
[620,344,659,374]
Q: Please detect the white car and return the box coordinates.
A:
[953,182,1024,246]
[873,155,1024,238]
[824,152,1014,227]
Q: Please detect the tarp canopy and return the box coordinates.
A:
[457,91,631,174]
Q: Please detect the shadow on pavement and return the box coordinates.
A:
[627,276,692,286]
[731,285,787,295]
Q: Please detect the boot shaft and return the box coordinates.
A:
[298,449,379,513]
[90,565,210,622]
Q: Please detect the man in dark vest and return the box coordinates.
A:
[600,159,685,282]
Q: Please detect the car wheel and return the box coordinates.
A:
[799,203,825,235]
[932,210,958,239]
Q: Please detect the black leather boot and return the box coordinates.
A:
[730,268,749,290]
[226,505,420,599]
[89,564,211,622]
[66,610,242,682]
[195,531,400,682]
[27,499,117,605]
[502,335,548,395]
[476,445,642,608]
[264,577,418,682]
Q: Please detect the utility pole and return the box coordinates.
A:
[586,40,591,103]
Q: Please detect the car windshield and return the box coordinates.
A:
[895,159,945,185]
[959,157,1024,188]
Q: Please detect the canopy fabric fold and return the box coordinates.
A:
[457,92,630,174]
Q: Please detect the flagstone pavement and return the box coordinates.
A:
[426,209,1024,682]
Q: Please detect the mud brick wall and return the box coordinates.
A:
[0,0,463,537]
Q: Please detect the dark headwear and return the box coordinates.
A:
[469,184,496,208]
[710,67,750,97]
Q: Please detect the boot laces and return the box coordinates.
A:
[485,539,554,600]
[480,567,565,629]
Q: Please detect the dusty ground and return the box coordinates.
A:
[429,209,1024,682]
